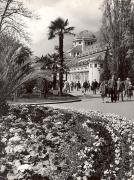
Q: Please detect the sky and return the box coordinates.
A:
[24,0,103,57]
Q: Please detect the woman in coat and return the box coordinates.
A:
[100,80,107,103]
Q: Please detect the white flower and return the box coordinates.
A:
[130,146,134,151]
[82,122,88,128]
[115,149,120,153]
[9,135,21,142]
[17,164,32,172]
[5,145,14,153]
[77,177,82,180]
[14,145,25,153]
[83,176,88,180]
[104,170,109,174]
[46,133,53,140]
[1,137,7,143]
[115,167,119,171]
[30,134,35,139]
[0,165,6,173]
[14,160,21,167]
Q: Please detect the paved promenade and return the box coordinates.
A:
[48,91,134,121]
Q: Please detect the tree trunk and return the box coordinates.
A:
[59,33,64,95]
[53,72,57,90]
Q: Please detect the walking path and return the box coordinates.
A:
[10,90,134,121]
[48,91,134,121]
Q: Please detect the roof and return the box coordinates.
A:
[75,30,96,40]
[66,50,106,67]
[70,45,82,53]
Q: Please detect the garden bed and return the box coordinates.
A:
[0,105,133,180]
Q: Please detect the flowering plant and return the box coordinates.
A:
[0,105,133,180]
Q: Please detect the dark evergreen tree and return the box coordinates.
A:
[100,48,111,81]
[48,17,75,95]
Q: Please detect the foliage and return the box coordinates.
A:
[48,17,75,94]
[0,105,133,180]
[0,0,39,116]
[23,80,37,94]
[0,36,52,116]
[101,0,134,80]
[0,0,37,41]
[36,53,59,90]
[100,48,111,81]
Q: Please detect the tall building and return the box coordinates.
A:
[65,30,107,84]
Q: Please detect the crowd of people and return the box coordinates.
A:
[63,79,99,94]
[63,75,134,103]
[100,76,133,103]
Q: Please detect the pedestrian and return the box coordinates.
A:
[70,81,74,91]
[108,75,117,102]
[100,80,107,103]
[94,79,98,94]
[124,77,131,99]
[87,81,90,92]
[91,81,94,93]
[64,80,70,93]
[83,81,88,93]
[127,81,133,100]
[74,82,77,90]
[76,81,81,91]
[117,78,124,101]
[91,79,98,94]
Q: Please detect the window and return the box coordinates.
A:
[88,42,90,45]
[94,64,97,68]
[90,64,92,68]
[79,41,81,44]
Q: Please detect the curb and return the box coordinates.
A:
[9,98,81,106]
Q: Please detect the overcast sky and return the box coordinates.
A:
[24,0,103,57]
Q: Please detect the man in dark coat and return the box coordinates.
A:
[108,75,117,102]
[83,81,89,93]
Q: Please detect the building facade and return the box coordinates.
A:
[65,30,106,84]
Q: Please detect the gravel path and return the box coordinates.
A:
[48,96,134,121]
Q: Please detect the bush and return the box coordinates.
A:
[0,105,133,180]
[0,100,9,117]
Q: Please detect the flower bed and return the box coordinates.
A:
[0,105,133,180]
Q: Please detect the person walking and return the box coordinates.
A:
[100,80,107,103]
[91,79,98,94]
[124,77,132,100]
[127,81,133,100]
[87,81,90,92]
[64,80,70,93]
[117,78,124,101]
[76,81,81,91]
[108,75,117,102]
[83,81,88,93]
[70,81,74,91]
[94,79,98,94]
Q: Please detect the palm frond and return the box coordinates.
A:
[12,69,52,93]
[48,29,55,39]
[64,19,69,27]
[65,26,75,32]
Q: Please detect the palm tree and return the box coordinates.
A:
[38,53,59,90]
[48,17,75,95]
[0,43,52,117]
